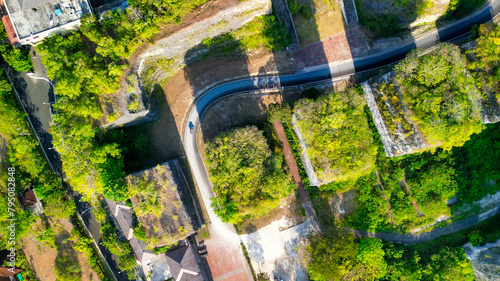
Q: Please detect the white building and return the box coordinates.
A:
[0,0,92,45]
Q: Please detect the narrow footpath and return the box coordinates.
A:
[350,206,500,244]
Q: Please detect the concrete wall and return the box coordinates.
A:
[18,19,81,45]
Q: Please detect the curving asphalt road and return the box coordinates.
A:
[183,0,500,240]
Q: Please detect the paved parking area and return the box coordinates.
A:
[203,230,253,281]
[291,26,370,71]
[240,203,320,281]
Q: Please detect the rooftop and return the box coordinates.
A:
[4,0,91,39]
[166,244,202,281]
[127,159,203,249]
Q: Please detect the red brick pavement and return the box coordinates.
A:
[272,120,310,204]
[292,26,370,71]
[203,230,253,281]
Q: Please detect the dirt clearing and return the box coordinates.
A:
[128,0,240,66]
[21,218,99,281]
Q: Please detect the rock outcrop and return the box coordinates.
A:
[464,239,500,281]
[362,72,429,157]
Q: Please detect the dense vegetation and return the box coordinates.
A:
[0,24,32,72]
[0,68,74,223]
[332,30,500,232]
[395,44,482,150]
[307,213,500,280]
[206,126,292,224]
[293,87,377,184]
[452,123,500,202]
[468,22,500,118]
[0,68,79,279]
[35,0,216,202]
[307,235,475,281]
[36,33,128,202]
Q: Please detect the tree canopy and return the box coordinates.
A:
[0,24,33,72]
[306,235,475,281]
[206,126,292,224]
[293,88,377,184]
[36,33,127,201]
[394,43,483,150]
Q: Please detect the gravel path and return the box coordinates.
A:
[350,206,500,244]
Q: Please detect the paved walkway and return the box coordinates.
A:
[240,202,320,281]
[291,26,370,72]
[204,230,253,281]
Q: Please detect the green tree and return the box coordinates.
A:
[74,237,94,257]
[55,254,82,281]
[206,126,292,224]
[352,238,387,280]
[306,233,358,281]
[395,43,483,150]
[468,230,484,246]
[293,88,377,184]
[0,24,33,72]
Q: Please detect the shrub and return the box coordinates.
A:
[293,88,377,184]
[395,44,483,150]
[55,254,82,281]
[468,230,484,246]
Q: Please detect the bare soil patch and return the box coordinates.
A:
[273,120,310,203]
[237,192,306,234]
[21,218,99,281]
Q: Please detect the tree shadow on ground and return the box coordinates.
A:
[54,228,82,281]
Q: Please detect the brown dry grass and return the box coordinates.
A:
[127,163,194,248]
[294,0,345,46]
[21,219,99,281]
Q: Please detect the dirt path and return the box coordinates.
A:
[350,206,500,244]
[375,170,394,222]
[272,120,310,204]
[400,178,423,216]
